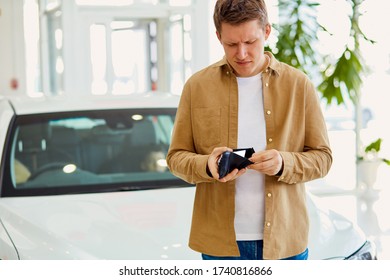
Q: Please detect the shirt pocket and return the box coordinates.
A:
[193,107,221,150]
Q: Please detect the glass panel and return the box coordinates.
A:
[183,14,192,82]
[169,15,192,95]
[90,24,108,95]
[10,109,177,193]
[45,0,61,10]
[149,21,158,90]
[47,10,64,95]
[135,0,158,4]
[111,21,149,94]
[75,0,134,6]
[169,0,191,6]
[75,0,162,6]
[24,0,43,97]
[169,17,184,95]
[74,0,192,6]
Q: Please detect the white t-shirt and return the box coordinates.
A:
[235,73,266,241]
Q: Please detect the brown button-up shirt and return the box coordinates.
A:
[166,52,332,259]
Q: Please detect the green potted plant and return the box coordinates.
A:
[269,0,376,190]
[266,0,324,76]
[357,138,390,189]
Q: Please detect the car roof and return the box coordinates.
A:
[1,91,180,115]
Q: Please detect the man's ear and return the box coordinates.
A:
[216,31,222,42]
[265,24,271,40]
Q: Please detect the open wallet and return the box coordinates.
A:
[218,147,255,179]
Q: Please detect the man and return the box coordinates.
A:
[166,0,332,260]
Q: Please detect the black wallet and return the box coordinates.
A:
[218,148,255,179]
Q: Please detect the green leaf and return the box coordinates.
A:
[364,138,382,153]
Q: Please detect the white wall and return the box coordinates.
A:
[0,0,25,96]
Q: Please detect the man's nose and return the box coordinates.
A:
[236,44,247,59]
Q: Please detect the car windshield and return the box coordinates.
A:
[2,108,185,197]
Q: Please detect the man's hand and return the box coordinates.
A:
[207,147,247,182]
[247,149,283,176]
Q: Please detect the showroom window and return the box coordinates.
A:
[89,24,107,95]
[23,0,42,97]
[169,14,192,95]
[89,20,152,95]
[85,13,192,95]
[23,0,196,96]
[23,0,65,96]
[74,0,191,6]
[46,6,64,95]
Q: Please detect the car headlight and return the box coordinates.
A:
[346,240,377,260]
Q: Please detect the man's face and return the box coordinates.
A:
[217,19,271,77]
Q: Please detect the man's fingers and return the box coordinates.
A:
[219,168,246,182]
[248,149,283,176]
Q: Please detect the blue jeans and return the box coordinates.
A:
[201,240,309,260]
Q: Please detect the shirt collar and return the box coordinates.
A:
[213,51,281,76]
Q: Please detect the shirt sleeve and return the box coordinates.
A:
[277,79,333,184]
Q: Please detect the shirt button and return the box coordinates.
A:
[266,110,271,115]
[265,83,269,87]
[267,193,272,197]
[265,69,269,73]
[266,222,271,227]
[268,138,273,142]
[226,71,230,75]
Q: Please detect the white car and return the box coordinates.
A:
[0,92,376,260]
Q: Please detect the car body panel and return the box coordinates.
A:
[0,187,199,260]
[0,218,19,260]
[0,99,14,161]
[0,185,366,260]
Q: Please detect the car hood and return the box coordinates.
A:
[0,187,199,260]
[0,188,367,260]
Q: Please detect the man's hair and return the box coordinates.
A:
[213,0,269,33]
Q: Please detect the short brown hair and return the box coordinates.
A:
[213,0,269,33]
